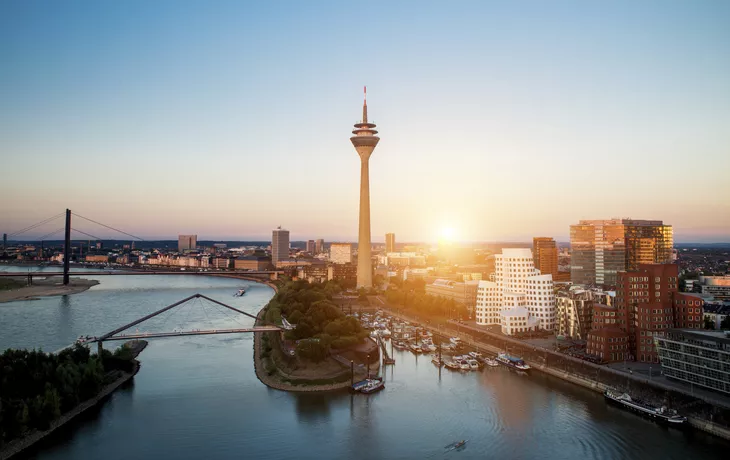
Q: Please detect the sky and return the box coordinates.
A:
[1,1,729,243]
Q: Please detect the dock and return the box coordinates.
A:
[377,335,395,365]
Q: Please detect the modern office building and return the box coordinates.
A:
[385,233,396,253]
[655,329,730,395]
[271,227,290,267]
[586,263,703,363]
[315,239,324,255]
[533,237,558,278]
[234,256,271,271]
[696,275,730,301]
[328,263,358,286]
[178,234,197,252]
[350,87,379,288]
[306,240,316,254]
[475,248,555,335]
[570,219,673,287]
[378,252,426,267]
[329,243,353,264]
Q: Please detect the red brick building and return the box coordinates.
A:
[587,263,703,364]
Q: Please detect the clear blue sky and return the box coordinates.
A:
[1,1,729,242]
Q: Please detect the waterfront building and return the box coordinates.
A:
[586,263,703,363]
[533,237,558,278]
[212,257,232,269]
[696,275,730,301]
[570,219,673,287]
[655,329,730,396]
[329,243,353,264]
[272,227,290,267]
[425,279,479,306]
[350,87,379,288]
[315,239,324,254]
[555,288,603,339]
[306,240,316,254]
[475,248,556,335]
[178,234,197,252]
[385,233,396,253]
[234,256,271,271]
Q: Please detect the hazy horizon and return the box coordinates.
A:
[2,1,729,243]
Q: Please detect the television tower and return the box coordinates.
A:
[350,87,379,288]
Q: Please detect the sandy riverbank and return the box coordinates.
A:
[0,278,99,304]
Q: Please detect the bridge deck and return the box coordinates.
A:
[86,326,281,342]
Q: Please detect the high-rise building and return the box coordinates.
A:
[533,237,558,278]
[315,239,324,254]
[385,233,396,253]
[570,219,673,287]
[350,87,379,288]
[178,234,197,252]
[475,248,555,335]
[586,263,703,363]
[306,240,316,254]
[329,243,353,264]
[271,227,290,266]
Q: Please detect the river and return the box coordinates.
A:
[1,267,728,459]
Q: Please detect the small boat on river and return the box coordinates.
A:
[352,377,385,394]
[496,353,531,371]
[234,288,246,297]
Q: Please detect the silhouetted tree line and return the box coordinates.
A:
[0,344,134,445]
[264,280,368,362]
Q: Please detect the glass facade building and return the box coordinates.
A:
[570,219,673,287]
[655,329,730,396]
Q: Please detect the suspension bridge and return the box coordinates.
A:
[62,293,282,355]
[2,209,282,283]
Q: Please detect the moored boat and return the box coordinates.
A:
[445,360,460,370]
[496,353,531,371]
[352,377,385,394]
[431,356,444,367]
[484,358,499,367]
[234,288,246,297]
[467,359,480,371]
[604,389,687,426]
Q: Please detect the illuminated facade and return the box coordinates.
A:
[570,219,673,287]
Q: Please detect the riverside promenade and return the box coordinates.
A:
[377,301,730,441]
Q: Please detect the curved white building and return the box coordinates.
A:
[475,248,555,335]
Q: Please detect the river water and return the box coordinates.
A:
[1,267,728,459]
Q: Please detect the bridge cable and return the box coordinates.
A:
[204,297,248,328]
[8,213,65,237]
[71,228,104,241]
[37,227,65,241]
[72,212,145,241]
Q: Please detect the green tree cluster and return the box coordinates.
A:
[264,280,367,362]
[0,343,134,445]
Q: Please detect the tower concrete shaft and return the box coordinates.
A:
[350,87,379,288]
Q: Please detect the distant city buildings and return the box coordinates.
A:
[329,243,353,264]
[272,227,290,267]
[475,248,555,335]
[178,234,197,252]
[586,263,703,364]
[234,256,271,271]
[570,219,673,287]
[378,252,426,267]
[385,233,396,253]
[533,237,558,278]
[315,239,324,255]
[306,240,316,254]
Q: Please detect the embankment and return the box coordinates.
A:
[0,278,99,304]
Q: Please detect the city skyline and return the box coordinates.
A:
[1,1,729,243]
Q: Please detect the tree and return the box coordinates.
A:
[704,317,715,330]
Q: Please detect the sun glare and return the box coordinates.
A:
[439,226,457,242]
